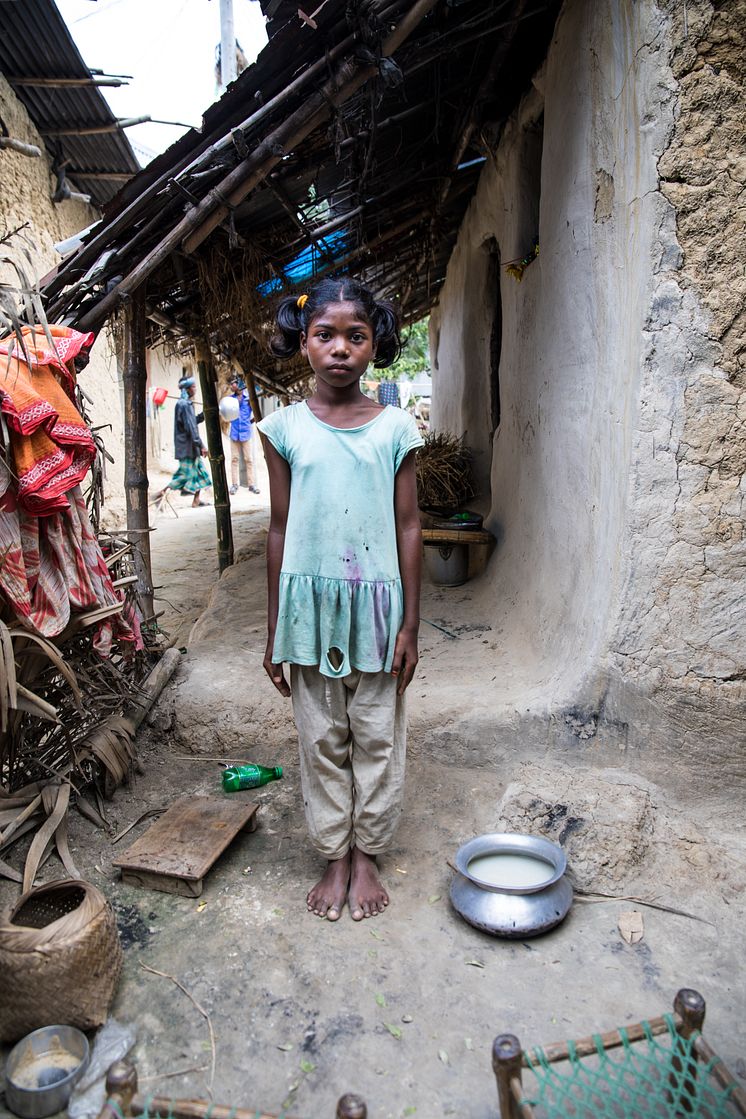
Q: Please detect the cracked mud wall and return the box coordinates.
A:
[607,0,745,767]
[0,74,127,522]
[429,0,745,769]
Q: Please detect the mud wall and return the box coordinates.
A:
[429,0,745,769]
[1,74,122,525]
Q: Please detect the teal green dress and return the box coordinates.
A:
[258,402,423,678]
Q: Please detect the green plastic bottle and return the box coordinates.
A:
[222,764,283,792]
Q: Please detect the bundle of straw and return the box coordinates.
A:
[415,431,475,511]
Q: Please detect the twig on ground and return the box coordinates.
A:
[140,962,217,1096]
[573,888,714,926]
[111,807,163,844]
[138,1064,209,1084]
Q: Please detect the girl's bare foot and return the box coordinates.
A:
[307,852,350,920]
[349,847,388,920]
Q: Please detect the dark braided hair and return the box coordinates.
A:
[269,277,401,369]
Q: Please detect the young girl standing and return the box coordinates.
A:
[258,278,423,922]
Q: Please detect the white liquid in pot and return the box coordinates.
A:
[468,852,555,889]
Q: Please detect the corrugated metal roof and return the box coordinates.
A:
[0,0,140,208]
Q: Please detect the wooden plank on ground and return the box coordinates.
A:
[113,795,259,896]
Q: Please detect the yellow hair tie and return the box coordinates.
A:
[297,293,308,309]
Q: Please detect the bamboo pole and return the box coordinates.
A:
[75,0,439,333]
[195,340,234,573]
[12,76,129,88]
[121,287,155,621]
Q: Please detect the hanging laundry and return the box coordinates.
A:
[0,458,141,655]
[0,325,96,516]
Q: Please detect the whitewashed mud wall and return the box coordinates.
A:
[429,0,745,769]
[0,74,128,524]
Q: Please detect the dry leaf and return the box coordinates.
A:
[438,1049,449,1065]
[618,910,644,944]
[465,958,485,968]
[197,900,207,912]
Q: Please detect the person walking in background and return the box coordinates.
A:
[154,374,211,509]
[228,374,260,496]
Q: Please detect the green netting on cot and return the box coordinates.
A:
[522,1015,740,1118]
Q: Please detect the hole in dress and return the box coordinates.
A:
[327,646,344,671]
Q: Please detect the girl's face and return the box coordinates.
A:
[300,300,376,389]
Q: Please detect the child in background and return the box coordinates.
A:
[258,278,423,922]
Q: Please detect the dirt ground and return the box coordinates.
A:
[1,449,745,1118]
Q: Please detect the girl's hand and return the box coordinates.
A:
[264,641,291,697]
[391,625,418,695]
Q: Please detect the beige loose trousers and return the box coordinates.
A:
[290,664,406,861]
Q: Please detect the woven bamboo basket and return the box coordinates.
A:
[0,879,123,1043]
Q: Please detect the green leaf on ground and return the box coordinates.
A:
[428,894,441,904]
[276,1043,294,1052]
[403,1109,417,1116]
[369,929,384,941]
[300,1059,315,1074]
[376,993,387,1007]
[385,1023,403,1040]
[464,1038,474,1051]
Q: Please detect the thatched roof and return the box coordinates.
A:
[41,0,560,392]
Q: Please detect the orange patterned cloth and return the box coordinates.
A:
[0,325,96,515]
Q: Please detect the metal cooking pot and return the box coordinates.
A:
[450,832,573,938]
[5,1025,89,1119]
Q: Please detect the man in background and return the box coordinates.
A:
[228,374,259,495]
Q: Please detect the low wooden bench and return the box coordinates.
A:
[421,527,494,546]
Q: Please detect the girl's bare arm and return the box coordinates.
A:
[392,451,422,695]
[261,434,292,697]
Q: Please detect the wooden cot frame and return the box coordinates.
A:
[492,989,746,1119]
[97,989,746,1119]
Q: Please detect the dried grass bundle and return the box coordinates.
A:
[415,431,475,512]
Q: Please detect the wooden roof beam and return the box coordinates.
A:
[11,76,129,88]
[69,170,136,182]
[41,116,151,137]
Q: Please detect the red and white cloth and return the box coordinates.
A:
[0,459,141,655]
[0,325,96,516]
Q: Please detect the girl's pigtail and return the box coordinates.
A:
[269,295,305,359]
[371,299,401,368]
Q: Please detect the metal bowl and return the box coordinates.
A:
[454,832,567,894]
[450,832,573,938]
[5,1025,90,1119]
